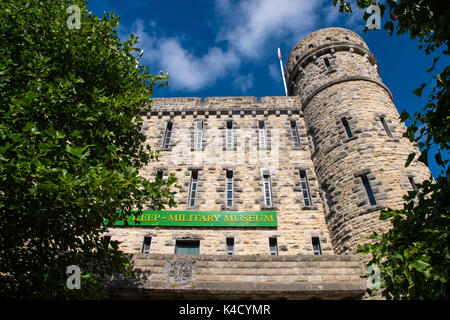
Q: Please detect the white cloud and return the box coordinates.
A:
[216,0,323,57]
[121,19,240,91]
[119,0,329,92]
[157,40,240,91]
[268,63,280,82]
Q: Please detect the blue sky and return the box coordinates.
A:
[87,0,447,177]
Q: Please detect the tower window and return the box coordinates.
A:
[175,240,200,255]
[162,121,172,149]
[323,57,332,72]
[312,237,322,255]
[156,170,164,180]
[408,177,418,192]
[341,117,353,138]
[226,170,233,207]
[189,171,199,207]
[263,173,272,207]
[269,238,278,256]
[299,170,312,206]
[142,237,151,253]
[226,120,233,150]
[361,174,377,206]
[380,116,393,138]
[258,120,267,149]
[194,120,203,150]
[226,237,235,255]
[291,120,300,147]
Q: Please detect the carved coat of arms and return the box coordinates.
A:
[164,259,196,287]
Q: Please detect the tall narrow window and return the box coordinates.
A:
[163,121,172,149]
[323,57,332,72]
[341,117,353,138]
[299,170,312,206]
[312,237,322,255]
[269,238,278,256]
[263,173,272,207]
[226,120,233,150]
[291,120,300,147]
[175,240,200,255]
[380,116,393,137]
[226,238,235,255]
[226,170,233,207]
[408,176,418,192]
[194,120,203,150]
[142,237,151,254]
[361,174,377,206]
[156,170,164,180]
[258,120,267,149]
[189,171,198,207]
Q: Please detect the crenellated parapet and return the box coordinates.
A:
[145,96,304,118]
[286,28,385,106]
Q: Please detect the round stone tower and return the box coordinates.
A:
[286,27,430,254]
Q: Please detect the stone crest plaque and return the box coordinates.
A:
[164,259,196,287]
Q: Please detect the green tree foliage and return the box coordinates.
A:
[0,0,178,298]
[334,0,449,299]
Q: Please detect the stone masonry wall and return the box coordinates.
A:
[286,28,431,254]
[106,96,334,256]
[105,253,365,299]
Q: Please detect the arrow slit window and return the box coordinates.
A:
[341,117,353,138]
[361,174,377,206]
[323,57,333,72]
[380,116,393,137]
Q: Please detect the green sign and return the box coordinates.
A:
[108,211,277,228]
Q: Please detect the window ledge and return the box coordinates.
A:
[386,137,399,142]
[343,136,358,143]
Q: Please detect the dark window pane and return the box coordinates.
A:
[362,175,377,205]
[269,238,278,256]
[312,237,322,255]
[175,241,200,255]
[341,117,353,138]
[380,116,393,137]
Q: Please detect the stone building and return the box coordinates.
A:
[105,27,430,299]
